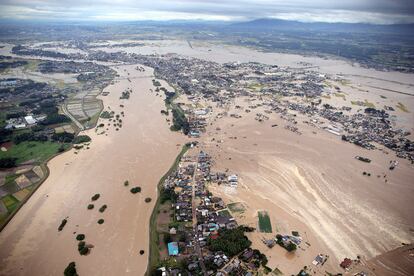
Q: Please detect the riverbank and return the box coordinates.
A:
[146,143,190,274]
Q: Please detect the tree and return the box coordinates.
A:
[41,114,70,125]
[99,204,107,213]
[160,188,178,203]
[171,108,189,134]
[0,157,17,168]
[208,226,252,256]
[64,262,78,276]
[52,132,74,143]
[130,187,141,194]
[73,135,91,144]
[79,246,89,255]
[286,242,297,252]
[163,233,172,244]
[91,194,100,201]
[58,219,68,231]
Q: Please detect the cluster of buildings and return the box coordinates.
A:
[187,109,209,138]
[11,41,414,162]
[37,60,107,74]
[121,52,412,162]
[284,100,414,161]
[158,150,267,275]
[4,114,46,130]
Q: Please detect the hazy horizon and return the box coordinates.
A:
[0,0,414,24]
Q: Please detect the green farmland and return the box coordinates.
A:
[258,211,272,233]
[0,141,67,164]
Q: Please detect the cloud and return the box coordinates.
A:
[0,0,413,23]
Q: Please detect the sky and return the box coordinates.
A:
[0,0,414,24]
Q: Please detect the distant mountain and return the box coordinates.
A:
[229,18,414,35]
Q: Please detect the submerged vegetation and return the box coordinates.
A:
[99,204,107,213]
[396,102,409,113]
[130,186,142,194]
[64,262,78,276]
[73,135,91,144]
[78,241,89,255]
[91,193,100,201]
[76,234,85,241]
[58,218,68,231]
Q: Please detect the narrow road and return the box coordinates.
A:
[191,161,207,275]
[62,102,84,131]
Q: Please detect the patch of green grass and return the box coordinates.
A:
[2,195,19,212]
[396,102,409,113]
[248,82,265,91]
[4,174,20,185]
[364,99,376,108]
[350,100,375,108]
[323,81,333,88]
[23,60,39,71]
[228,202,245,213]
[0,141,67,164]
[0,111,7,129]
[218,209,231,218]
[334,93,346,100]
[258,211,272,233]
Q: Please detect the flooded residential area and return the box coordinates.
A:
[0,6,413,276]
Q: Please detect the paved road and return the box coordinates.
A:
[191,161,207,275]
[62,102,84,131]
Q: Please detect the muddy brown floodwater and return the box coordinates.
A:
[0,64,185,275]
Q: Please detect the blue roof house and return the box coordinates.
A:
[167,242,179,256]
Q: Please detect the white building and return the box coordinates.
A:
[228,174,238,183]
[24,116,37,125]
